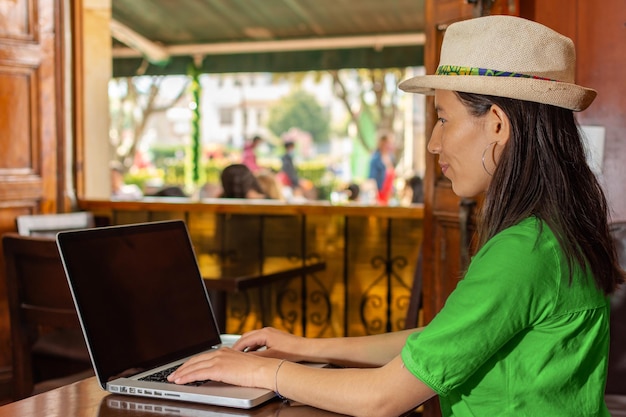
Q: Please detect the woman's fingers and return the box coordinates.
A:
[167,347,276,389]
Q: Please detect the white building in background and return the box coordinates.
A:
[197,72,345,151]
[133,69,426,182]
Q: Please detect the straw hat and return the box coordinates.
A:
[399,15,596,111]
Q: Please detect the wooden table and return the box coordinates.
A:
[201,257,327,331]
[0,377,349,416]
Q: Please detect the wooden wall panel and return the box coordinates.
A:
[575,0,626,222]
[0,0,34,41]
[519,0,577,36]
[521,0,626,221]
[0,0,63,398]
[0,72,33,169]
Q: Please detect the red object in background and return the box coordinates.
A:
[276,171,292,186]
[377,167,395,205]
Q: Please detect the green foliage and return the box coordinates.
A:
[125,169,163,189]
[162,163,185,186]
[204,159,230,184]
[127,155,335,201]
[150,145,185,166]
[296,159,327,184]
[267,90,330,143]
[161,158,230,188]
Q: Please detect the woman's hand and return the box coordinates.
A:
[167,347,280,389]
[167,327,307,387]
[232,327,308,362]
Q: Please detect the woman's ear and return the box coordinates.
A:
[488,104,511,147]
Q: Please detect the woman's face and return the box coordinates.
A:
[428,90,505,197]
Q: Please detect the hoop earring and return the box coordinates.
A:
[481,141,498,176]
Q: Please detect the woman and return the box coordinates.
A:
[169,16,624,417]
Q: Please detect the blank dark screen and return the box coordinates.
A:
[57,220,222,383]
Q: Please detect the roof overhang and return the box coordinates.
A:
[112,34,425,76]
[111,0,425,77]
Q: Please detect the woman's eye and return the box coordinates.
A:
[437,117,446,125]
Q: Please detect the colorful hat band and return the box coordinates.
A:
[436,65,558,82]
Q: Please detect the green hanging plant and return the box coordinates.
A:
[187,62,202,189]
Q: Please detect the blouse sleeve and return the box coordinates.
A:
[401,221,561,394]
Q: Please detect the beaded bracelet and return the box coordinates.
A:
[274,359,287,400]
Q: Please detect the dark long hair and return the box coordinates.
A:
[220,164,265,198]
[457,92,624,295]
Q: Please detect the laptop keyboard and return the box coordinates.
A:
[139,364,209,387]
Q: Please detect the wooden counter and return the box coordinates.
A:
[79,197,424,219]
[79,199,424,338]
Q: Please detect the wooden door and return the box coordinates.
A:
[420,1,518,415]
[0,0,65,395]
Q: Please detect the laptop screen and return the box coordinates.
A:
[57,220,222,384]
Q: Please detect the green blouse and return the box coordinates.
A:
[402,217,610,416]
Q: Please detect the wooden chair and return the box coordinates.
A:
[2,233,93,400]
[607,222,626,415]
[16,212,95,237]
[606,222,626,394]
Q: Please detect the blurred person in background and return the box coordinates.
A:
[368,133,396,205]
[401,175,424,205]
[220,164,266,199]
[242,135,263,174]
[257,172,283,200]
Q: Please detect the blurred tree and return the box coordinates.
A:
[267,90,330,144]
[330,68,405,154]
[109,76,189,173]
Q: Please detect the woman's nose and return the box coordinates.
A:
[427,127,441,155]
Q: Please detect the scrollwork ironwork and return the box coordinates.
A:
[228,290,251,334]
[275,253,331,336]
[359,254,412,334]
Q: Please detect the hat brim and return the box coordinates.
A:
[398,75,597,112]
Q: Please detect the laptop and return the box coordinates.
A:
[56,219,276,409]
